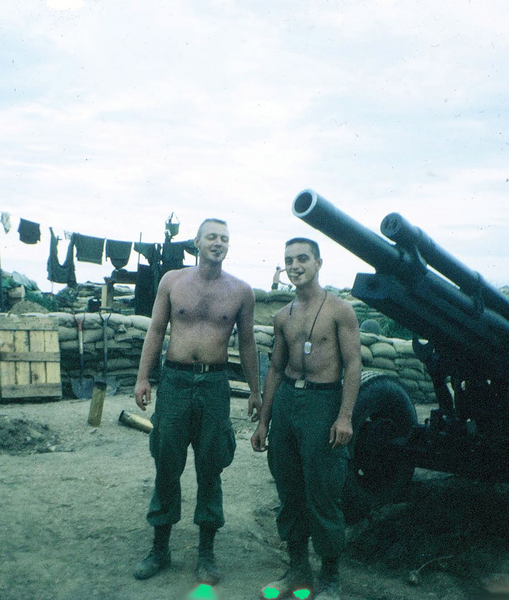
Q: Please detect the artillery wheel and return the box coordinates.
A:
[342,371,418,523]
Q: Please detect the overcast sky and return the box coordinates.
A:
[1,0,508,295]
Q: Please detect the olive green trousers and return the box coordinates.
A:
[268,378,349,559]
[147,366,236,529]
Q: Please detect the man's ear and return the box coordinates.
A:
[317,258,323,270]
[193,236,199,249]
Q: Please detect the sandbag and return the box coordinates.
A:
[370,342,398,359]
[360,345,373,366]
[58,327,77,341]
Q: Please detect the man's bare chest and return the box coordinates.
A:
[170,288,240,325]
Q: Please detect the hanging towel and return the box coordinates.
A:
[18,219,41,244]
[47,228,77,286]
[74,233,105,264]
[106,239,133,270]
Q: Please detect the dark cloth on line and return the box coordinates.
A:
[74,233,105,264]
[105,239,132,270]
[47,227,77,286]
[268,378,349,559]
[147,364,235,529]
[161,241,185,274]
[134,242,161,266]
[18,219,41,244]
[134,264,157,317]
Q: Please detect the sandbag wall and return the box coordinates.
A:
[24,312,169,394]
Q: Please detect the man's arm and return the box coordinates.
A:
[329,302,362,448]
[134,275,171,411]
[251,311,288,452]
[236,285,262,421]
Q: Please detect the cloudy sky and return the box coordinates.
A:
[1,0,508,295]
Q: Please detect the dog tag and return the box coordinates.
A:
[304,341,312,355]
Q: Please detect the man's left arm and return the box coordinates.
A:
[236,285,262,422]
[330,302,362,448]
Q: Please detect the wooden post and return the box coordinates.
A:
[88,381,107,426]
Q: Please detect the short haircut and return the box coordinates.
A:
[196,218,228,239]
[285,237,320,260]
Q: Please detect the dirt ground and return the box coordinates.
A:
[1,392,508,600]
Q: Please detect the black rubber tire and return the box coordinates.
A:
[342,372,418,523]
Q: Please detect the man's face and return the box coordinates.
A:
[284,242,322,288]
[195,222,230,264]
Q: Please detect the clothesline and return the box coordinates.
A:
[0,211,198,287]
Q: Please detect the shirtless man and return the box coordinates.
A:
[133,218,262,585]
[252,238,362,600]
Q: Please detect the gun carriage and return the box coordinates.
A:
[292,190,509,520]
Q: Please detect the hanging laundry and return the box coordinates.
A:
[1,212,11,234]
[134,242,161,266]
[47,228,77,286]
[161,240,185,273]
[18,218,41,244]
[106,239,133,270]
[74,233,105,265]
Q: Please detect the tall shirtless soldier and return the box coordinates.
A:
[133,218,262,586]
[252,238,362,600]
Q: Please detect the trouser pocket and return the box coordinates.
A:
[215,419,236,469]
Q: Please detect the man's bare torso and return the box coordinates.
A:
[280,294,345,383]
[163,267,246,364]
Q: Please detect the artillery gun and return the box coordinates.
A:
[293,189,509,521]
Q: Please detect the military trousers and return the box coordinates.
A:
[147,365,236,529]
[268,378,349,559]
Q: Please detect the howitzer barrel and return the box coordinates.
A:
[381,212,509,321]
[292,189,509,380]
[292,190,418,278]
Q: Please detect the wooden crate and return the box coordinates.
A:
[0,316,62,399]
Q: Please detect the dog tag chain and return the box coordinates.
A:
[303,291,327,355]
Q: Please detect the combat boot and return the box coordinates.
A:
[314,557,341,600]
[196,525,221,585]
[133,524,172,580]
[261,540,314,599]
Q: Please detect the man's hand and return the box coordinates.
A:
[329,416,353,449]
[247,392,262,422]
[251,423,268,452]
[134,379,152,411]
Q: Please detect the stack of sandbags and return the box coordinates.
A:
[351,300,385,324]
[228,325,274,354]
[253,289,295,326]
[360,332,435,403]
[46,312,170,393]
[254,325,274,353]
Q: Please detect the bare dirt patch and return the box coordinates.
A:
[0,393,507,600]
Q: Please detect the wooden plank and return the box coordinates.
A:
[0,318,62,399]
[44,331,61,385]
[1,383,62,398]
[0,330,16,389]
[0,319,57,331]
[29,330,46,385]
[0,352,61,362]
[228,349,241,365]
[229,380,250,392]
[13,330,30,387]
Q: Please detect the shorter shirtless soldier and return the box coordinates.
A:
[252,238,362,600]
[134,218,262,584]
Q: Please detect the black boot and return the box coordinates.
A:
[196,525,221,585]
[133,525,172,580]
[261,540,314,598]
[315,557,341,600]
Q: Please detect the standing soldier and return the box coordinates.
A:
[252,237,362,600]
[134,218,262,585]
